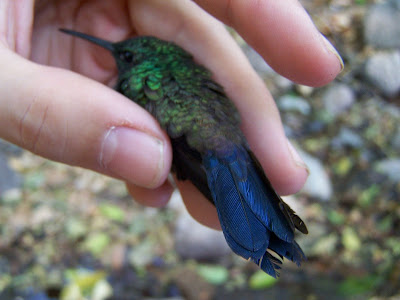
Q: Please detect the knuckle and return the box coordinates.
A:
[19,97,47,152]
[18,97,63,158]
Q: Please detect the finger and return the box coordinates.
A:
[126,180,174,207]
[0,49,172,189]
[127,175,220,230]
[127,177,220,230]
[194,0,343,86]
[175,179,221,230]
[129,0,308,196]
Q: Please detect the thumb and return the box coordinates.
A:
[0,50,172,189]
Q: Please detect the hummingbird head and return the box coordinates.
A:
[59,29,191,74]
[111,36,192,73]
[111,37,165,73]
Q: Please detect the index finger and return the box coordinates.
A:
[194,0,343,86]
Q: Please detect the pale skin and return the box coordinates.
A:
[0,0,342,229]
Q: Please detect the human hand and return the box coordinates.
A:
[0,0,342,229]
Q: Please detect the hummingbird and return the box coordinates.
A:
[60,29,308,277]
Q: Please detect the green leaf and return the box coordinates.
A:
[327,210,345,225]
[64,269,107,293]
[62,269,108,300]
[312,233,338,256]
[358,184,380,207]
[339,276,379,296]
[83,232,110,256]
[334,157,353,176]
[92,279,113,300]
[128,240,156,268]
[24,172,45,189]
[377,216,393,233]
[197,264,229,285]
[342,227,361,252]
[66,218,87,240]
[249,270,278,290]
[0,188,22,205]
[61,283,83,300]
[385,238,400,255]
[99,204,125,221]
[0,274,12,292]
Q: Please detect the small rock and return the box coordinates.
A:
[275,76,294,91]
[322,83,355,116]
[296,222,329,255]
[278,95,311,115]
[365,51,400,97]
[364,0,400,49]
[0,152,22,196]
[374,158,400,182]
[306,120,326,134]
[392,129,400,151]
[331,127,364,149]
[1,188,22,205]
[242,45,295,93]
[169,189,231,260]
[281,195,305,217]
[92,280,113,300]
[242,45,274,76]
[296,85,314,97]
[174,212,230,261]
[0,138,23,156]
[167,188,186,213]
[173,268,214,300]
[299,150,333,201]
[311,233,338,257]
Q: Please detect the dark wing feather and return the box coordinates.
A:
[248,150,308,234]
[171,136,213,203]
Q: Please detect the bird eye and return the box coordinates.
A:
[120,50,134,63]
[119,79,129,91]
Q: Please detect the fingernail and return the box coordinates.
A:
[320,34,344,72]
[287,139,309,175]
[100,126,164,188]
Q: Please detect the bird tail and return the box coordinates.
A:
[203,145,306,277]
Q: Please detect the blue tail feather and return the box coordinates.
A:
[207,153,270,253]
[259,252,283,277]
[238,158,294,242]
[269,236,306,266]
[203,145,306,277]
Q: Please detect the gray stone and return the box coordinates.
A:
[392,129,400,151]
[374,158,400,182]
[278,95,311,115]
[364,0,400,49]
[242,45,274,76]
[174,212,230,260]
[332,127,364,149]
[242,45,295,92]
[167,188,187,213]
[322,83,355,116]
[0,138,22,156]
[297,223,336,256]
[281,195,305,217]
[275,75,294,91]
[299,150,333,201]
[0,152,22,196]
[365,50,400,97]
[168,189,230,260]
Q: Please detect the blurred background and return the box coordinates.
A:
[1,0,399,299]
